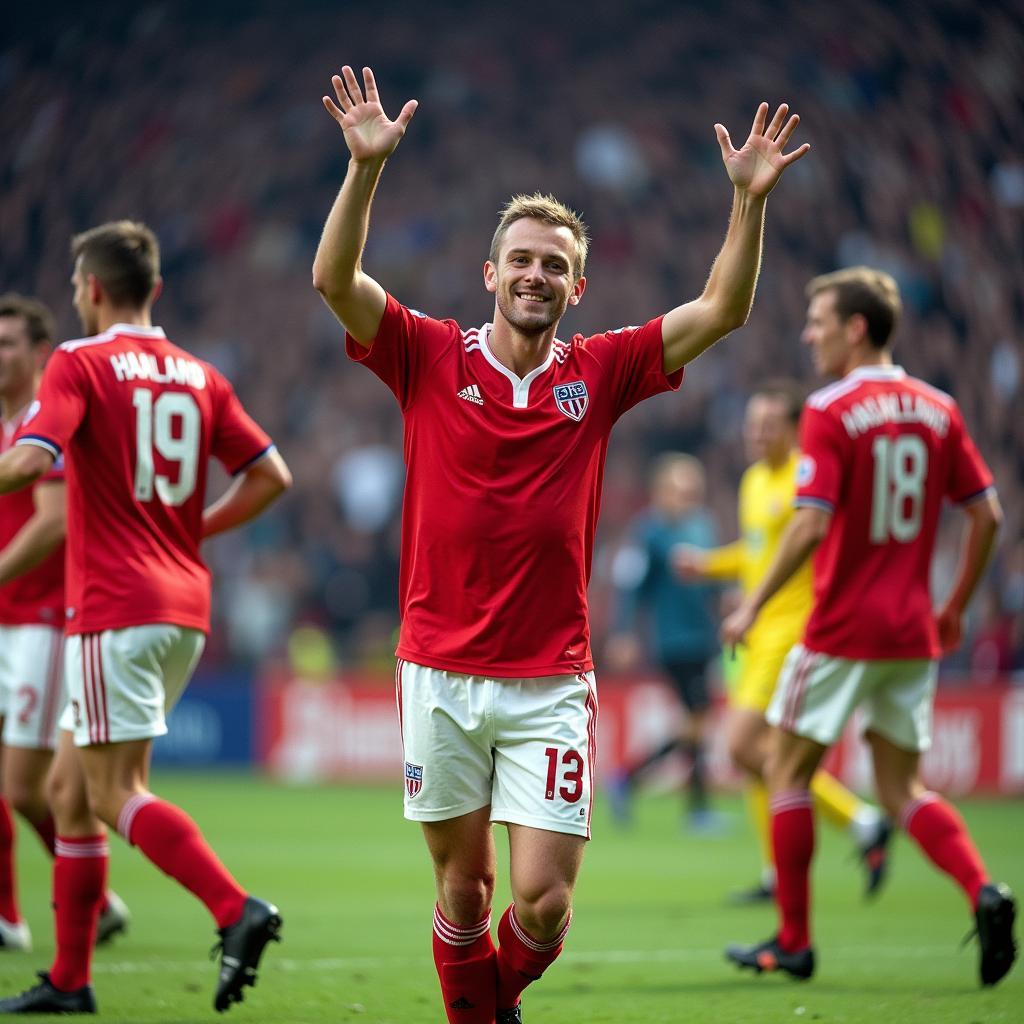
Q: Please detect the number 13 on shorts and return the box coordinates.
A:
[544,747,585,803]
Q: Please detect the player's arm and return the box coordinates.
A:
[720,506,829,647]
[202,448,292,539]
[661,103,809,374]
[674,539,744,581]
[312,65,418,346]
[0,444,53,495]
[0,480,65,586]
[935,491,1002,653]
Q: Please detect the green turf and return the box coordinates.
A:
[0,775,1019,1022]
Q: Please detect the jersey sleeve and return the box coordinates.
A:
[704,540,744,580]
[14,349,87,459]
[345,294,455,410]
[585,316,683,421]
[209,370,274,476]
[946,404,994,505]
[794,405,846,513]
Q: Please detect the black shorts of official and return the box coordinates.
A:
[661,658,712,714]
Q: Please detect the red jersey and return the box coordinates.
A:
[348,295,682,677]
[795,365,993,660]
[0,408,65,627]
[16,324,273,635]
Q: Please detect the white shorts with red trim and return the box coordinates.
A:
[766,643,938,752]
[396,660,598,838]
[59,626,205,747]
[0,624,65,750]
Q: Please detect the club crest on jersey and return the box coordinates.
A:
[796,455,816,486]
[405,762,424,798]
[553,381,589,422]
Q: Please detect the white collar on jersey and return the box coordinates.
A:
[846,364,905,381]
[477,323,559,409]
[107,323,167,338]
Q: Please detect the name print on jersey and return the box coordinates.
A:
[109,351,207,389]
[553,381,589,422]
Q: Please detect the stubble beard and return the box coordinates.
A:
[495,289,568,337]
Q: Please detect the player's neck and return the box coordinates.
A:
[843,350,892,376]
[95,306,154,335]
[488,319,556,378]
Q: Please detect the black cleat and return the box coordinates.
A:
[726,935,815,980]
[727,881,775,906]
[0,971,96,1014]
[974,882,1017,986]
[212,897,282,1012]
[95,892,130,947]
[859,818,893,899]
[497,1006,522,1023]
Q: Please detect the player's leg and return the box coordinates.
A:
[675,660,720,831]
[499,825,586,1016]
[864,662,1016,986]
[491,671,597,1019]
[422,809,498,1024]
[398,661,498,1024]
[70,627,280,1011]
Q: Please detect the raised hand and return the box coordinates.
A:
[715,103,809,198]
[323,66,418,164]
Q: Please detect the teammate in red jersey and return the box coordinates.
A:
[0,294,129,953]
[722,267,1016,986]
[313,64,808,1024]
[0,222,292,1015]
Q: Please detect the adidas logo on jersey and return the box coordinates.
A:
[457,384,484,405]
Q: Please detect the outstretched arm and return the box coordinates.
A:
[312,66,418,346]
[661,103,809,374]
[0,444,52,495]
[0,481,65,585]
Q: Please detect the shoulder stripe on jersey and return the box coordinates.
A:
[60,323,167,353]
[912,378,956,408]
[462,326,485,354]
[230,443,275,477]
[806,376,864,411]
[15,435,61,458]
[794,495,835,513]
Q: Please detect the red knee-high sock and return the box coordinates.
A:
[495,904,571,1011]
[28,812,56,856]
[771,789,815,952]
[432,905,496,1024]
[49,836,108,992]
[903,792,988,907]
[0,798,18,922]
[118,794,246,929]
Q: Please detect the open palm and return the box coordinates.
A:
[716,103,809,198]
[323,65,417,163]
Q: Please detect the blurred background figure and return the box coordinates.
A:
[607,454,724,833]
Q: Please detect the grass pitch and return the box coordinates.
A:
[0,775,1020,1022]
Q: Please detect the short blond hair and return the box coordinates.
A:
[489,193,590,281]
[806,266,902,349]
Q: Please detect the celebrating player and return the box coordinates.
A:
[606,453,724,833]
[0,295,129,953]
[313,64,808,1023]
[675,381,890,902]
[0,222,292,1014]
[723,268,1016,986]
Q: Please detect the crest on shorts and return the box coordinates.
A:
[553,381,589,421]
[405,761,424,798]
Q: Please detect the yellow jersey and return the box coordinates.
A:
[704,451,812,647]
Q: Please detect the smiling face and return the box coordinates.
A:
[484,218,585,336]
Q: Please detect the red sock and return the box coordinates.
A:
[50,836,108,992]
[495,904,571,1011]
[771,790,815,952]
[118,794,245,929]
[28,812,57,856]
[0,798,17,922]
[903,793,988,907]
[433,905,496,1024]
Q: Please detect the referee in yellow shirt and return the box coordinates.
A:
[676,381,892,902]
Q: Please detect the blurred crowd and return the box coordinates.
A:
[3,0,1022,676]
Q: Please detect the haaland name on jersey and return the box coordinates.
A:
[108,351,207,389]
[840,391,949,439]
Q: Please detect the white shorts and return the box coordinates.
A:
[0,624,64,750]
[767,644,938,752]
[59,625,205,747]
[396,660,598,838]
